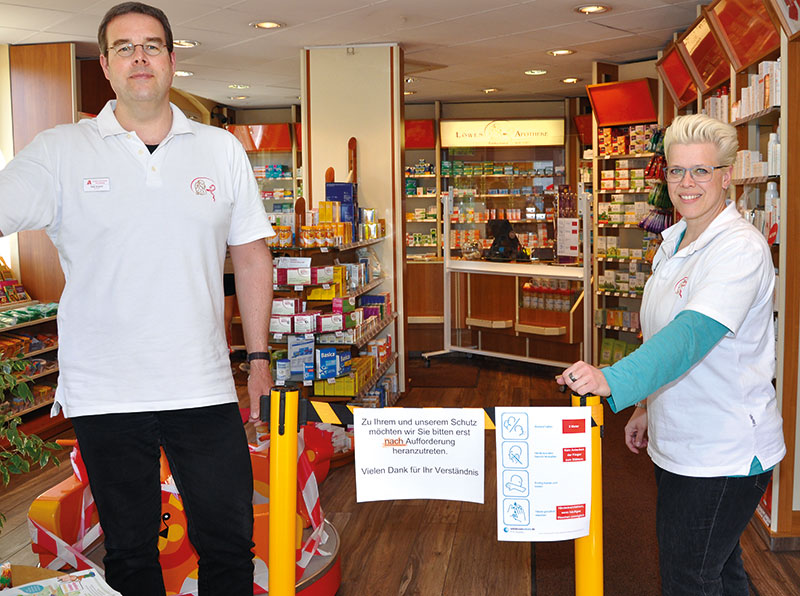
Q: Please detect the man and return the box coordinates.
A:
[0,3,273,595]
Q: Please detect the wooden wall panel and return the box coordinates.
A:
[406,262,443,317]
[10,43,74,302]
[79,58,114,116]
[468,274,516,322]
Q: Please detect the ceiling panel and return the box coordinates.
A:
[0,0,700,108]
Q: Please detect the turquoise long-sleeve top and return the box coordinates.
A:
[602,309,767,476]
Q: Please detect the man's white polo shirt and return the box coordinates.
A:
[0,101,274,417]
[640,202,784,476]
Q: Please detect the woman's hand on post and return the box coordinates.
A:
[558,361,611,397]
[624,407,648,454]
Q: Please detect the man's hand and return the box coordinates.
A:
[246,360,274,422]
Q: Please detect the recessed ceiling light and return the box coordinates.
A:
[228,84,250,89]
[482,88,499,94]
[575,5,610,14]
[229,95,249,100]
[250,21,284,29]
[174,70,194,77]
[525,69,548,76]
[547,49,575,56]
[404,90,417,96]
[405,77,415,84]
[173,39,200,48]
[562,77,581,84]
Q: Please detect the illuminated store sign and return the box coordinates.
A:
[440,119,565,147]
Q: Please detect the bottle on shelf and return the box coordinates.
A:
[765,181,780,245]
[767,132,780,178]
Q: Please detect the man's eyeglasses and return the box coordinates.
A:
[110,41,166,57]
[665,165,728,183]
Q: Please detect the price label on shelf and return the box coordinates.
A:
[273,284,279,291]
[335,331,343,337]
[304,380,312,387]
[322,284,331,290]
[320,247,329,253]
[276,380,285,386]
[274,333,284,340]
[294,285,304,291]
[327,378,336,384]
[305,333,315,340]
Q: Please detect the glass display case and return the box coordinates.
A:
[442,146,575,264]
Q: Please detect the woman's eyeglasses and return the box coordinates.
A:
[665,165,727,183]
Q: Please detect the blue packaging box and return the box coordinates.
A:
[316,347,338,379]
[325,182,356,204]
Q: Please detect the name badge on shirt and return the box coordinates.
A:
[84,178,110,192]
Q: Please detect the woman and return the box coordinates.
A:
[560,114,785,595]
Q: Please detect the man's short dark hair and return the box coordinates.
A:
[98,2,173,56]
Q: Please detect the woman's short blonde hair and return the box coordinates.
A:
[664,114,738,166]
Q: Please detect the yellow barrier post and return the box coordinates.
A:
[572,393,604,596]
[266,386,300,596]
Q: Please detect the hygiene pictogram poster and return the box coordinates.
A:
[496,406,592,542]
[354,408,485,503]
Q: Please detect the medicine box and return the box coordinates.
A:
[316,348,338,379]
[320,313,344,333]
[270,315,293,334]
[272,298,301,316]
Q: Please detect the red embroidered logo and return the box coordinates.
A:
[190,177,216,202]
[674,276,688,298]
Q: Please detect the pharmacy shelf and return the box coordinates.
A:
[731,175,780,186]
[450,219,549,225]
[4,397,55,419]
[312,352,397,402]
[595,189,650,195]
[406,219,439,223]
[596,152,654,160]
[405,174,436,178]
[596,290,643,299]
[595,323,640,333]
[407,244,439,248]
[598,223,643,229]
[0,315,57,333]
[16,345,58,358]
[273,313,398,348]
[442,174,562,178]
[16,365,59,382]
[405,195,438,199]
[275,236,386,253]
[731,106,781,128]
[0,300,39,313]
[596,257,650,265]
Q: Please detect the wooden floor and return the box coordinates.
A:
[1,356,799,596]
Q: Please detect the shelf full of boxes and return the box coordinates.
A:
[267,181,399,409]
[442,156,566,261]
[593,123,662,367]
[0,302,61,434]
[728,58,781,249]
[404,155,441,258]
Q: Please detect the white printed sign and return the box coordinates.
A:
[556,217,580,257]
[496,406,592,542]
[354,408,485,503]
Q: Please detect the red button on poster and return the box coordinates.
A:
[556,504,587,520]
[563,447,586,462]
[562,419,586,434]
